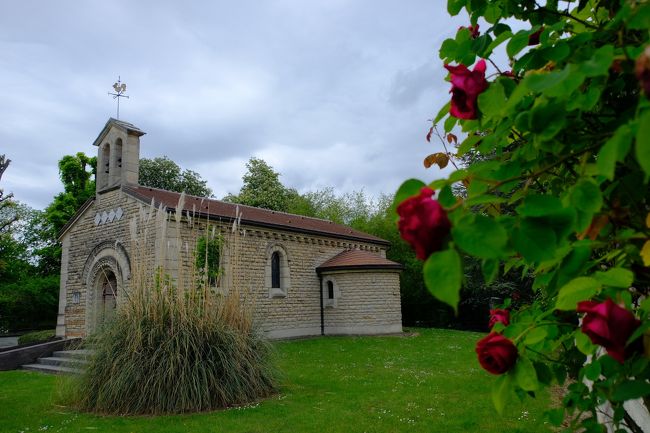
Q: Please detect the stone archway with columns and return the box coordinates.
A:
[81,241,131,335]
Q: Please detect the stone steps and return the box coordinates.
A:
[22,349,92,375]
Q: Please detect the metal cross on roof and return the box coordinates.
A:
[108,76,129,119]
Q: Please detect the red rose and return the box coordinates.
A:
[489,309,510,328]
[528,27,543,45]
[635,46,650,99]
[397,186,451,260]
[476,332,518,375]
[577,299,641,363]
[444,60,489,120]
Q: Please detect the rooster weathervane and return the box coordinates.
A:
[108,76,129,119]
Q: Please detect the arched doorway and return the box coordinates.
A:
[99,270,118,324]
[81,241,131,336]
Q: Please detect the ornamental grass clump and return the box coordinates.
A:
[69,195,277,415]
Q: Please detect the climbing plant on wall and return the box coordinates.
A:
[395,1,650,431]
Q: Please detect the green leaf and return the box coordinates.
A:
[575,331,597,355]
[434,101,451,124]
[491,373,513,415]
[477,81,506,123]
[545,408,565,427]
[612,380,650,402]
[583,359,601,381]
[514,357,539,391]
[423,249,462,313]
[628,3,650,30]
[597,124,633,180]
[437,184,456,208]
[457,134,482,155]
[444,114,457,133]
[556,277,601,310]
[529,99,566,140]
[594,268,634,288]
[439,38,459,61]
[393,179,425,215]
[484,30,512,57]
[541,41,570,63]
[579,45,614,77]
[513,219,557,263]
[507,30,531,58]
[452,215,508,259]
[517,195,564,217]
[447,0,466,15]
[482,258,499,284]
[570,179,603,214]
[635,111,650,178]
[524,327,548,345]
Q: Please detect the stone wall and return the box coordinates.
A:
[59,188,402,339]
[321,271,402,335]
[60,188,149,338]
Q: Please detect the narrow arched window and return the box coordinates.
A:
[271,251,281,288]
[327,280,334,299]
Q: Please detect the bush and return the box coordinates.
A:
[17,329,56,345]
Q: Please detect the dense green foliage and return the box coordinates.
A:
[195,233,223,287]
[4,329,550,432]
[17,329,56,345]
[224,157,293,211]
[0,159,59,332]
[396,1,650,430]
[139,156,213,197]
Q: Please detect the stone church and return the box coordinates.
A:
[55,118,403,339]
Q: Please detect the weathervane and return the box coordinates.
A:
[108,76,129,119]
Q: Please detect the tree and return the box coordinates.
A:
[0,155,16,234]
[396,1,650,430]
[139,156,212,197]
[225,158,291,211]
[45,152,96,234]
[0,157,59,332]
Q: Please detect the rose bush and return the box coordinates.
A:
[395,1,650,431]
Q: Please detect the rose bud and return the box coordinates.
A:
[444,59,489,120]
[635,45,650,99]
[577,298,641,363]
[476,332,518,375]
[528,27,543,45]
[489,309,510,328]
[397,186,451,260]
[459,24,480,39]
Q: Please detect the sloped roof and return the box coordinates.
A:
[316,249,402,273]
[122,185,390,245]
[92,118,145,147]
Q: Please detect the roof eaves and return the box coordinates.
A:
[92,118,146,148]
[57,197,96,240]
[121,186,391,246]
[316,263,404,274]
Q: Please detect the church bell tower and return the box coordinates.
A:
[92,118,145,194]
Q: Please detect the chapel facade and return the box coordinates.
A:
[55,118,403,339]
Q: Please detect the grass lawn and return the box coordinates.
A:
[0,328,552,433]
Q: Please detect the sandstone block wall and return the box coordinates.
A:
[60,188,402,339]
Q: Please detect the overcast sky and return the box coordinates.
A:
[1,1,468,210]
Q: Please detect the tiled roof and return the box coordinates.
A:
[316,249,403,273]
[122,185,390,245]
[92,118,145,147]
